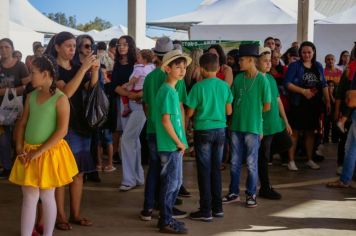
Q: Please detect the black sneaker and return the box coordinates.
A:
[0,169,10,179]
[172,207,188,219]
[159,220,188,234]
[222,193,240,204]
[112,152,122,165]
[85,171,101,183]
[189,210,213,222]
[246,195,258,208]
[212,210,224,218]
[313,153,325,162]
[259,187,282,200]
[178,186,192,198]
[174,198,183,206]
[140,209,153,221]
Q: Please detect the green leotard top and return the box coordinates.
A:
[25,90,64,144]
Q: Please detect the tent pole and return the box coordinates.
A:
[297,0,315,43]
[128,0,146,47]
[0,0,10,38]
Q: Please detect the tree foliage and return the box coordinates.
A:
[44,12,112,31]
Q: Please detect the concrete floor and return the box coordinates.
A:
[1,143,356,236]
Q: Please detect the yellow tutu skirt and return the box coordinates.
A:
[9,139,78,189]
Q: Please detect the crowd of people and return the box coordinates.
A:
[0,32,356,235]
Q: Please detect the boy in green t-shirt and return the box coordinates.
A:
[185,53,233,221]
[155,50,191,234]
[223,44,271,208]
[140,37,188,221]
[257,47,292,200]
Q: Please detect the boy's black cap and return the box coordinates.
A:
[239,43,259,57]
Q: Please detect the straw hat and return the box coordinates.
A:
[161,50,192,69]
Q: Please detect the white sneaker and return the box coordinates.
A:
[119,185,135,191]
[336,166,343,175]
[306,160,320,170]
[287,161,298,171]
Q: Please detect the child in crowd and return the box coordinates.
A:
[96,64,116,172]
[186,53,233,221]
[9,56,78,236]
[223,44,271,208]
[140,37,188,222]
[121,49,155,117]
[155,50,191,234]
[257,47,292,200]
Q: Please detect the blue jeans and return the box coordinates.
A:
[229,131,260,196]
[143,134,161,210]
[0,126,13,170]
[159,151,183,225]
[340,110,356,184]
[194,128,225,214]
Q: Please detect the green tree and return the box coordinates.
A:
[77,17,112,31]
[45,12,112,32]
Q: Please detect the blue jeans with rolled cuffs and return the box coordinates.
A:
[143,134,161,211]
[229,131,260,196]
[194,128,225,214]
[159,151,183,225]
[340,110,356,184]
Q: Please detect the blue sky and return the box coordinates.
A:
[28,0,202,36]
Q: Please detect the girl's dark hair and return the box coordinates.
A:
[73,34,95,64]
[337,50,349,66]
[44,34,57,57]
[208,44,226,66]
[32,55,58,95]
[115,35,137,65]
[0,38,14,50]
[97,41,107,51]
[299,41,317,64]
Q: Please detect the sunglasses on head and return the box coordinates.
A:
[83,44,92,49]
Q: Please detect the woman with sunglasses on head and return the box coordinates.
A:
[47,31,99,230]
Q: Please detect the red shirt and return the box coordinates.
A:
[324,67,342,85]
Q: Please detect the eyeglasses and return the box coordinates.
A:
[83,44,92,49]
[116,43,128,48]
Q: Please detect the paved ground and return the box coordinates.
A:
[1,143,356,235]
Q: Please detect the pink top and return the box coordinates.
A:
[128,63,155,90]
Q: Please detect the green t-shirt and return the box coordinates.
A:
[155,83,188,152]
[142,68,187,134]
[263,73,285,135]
[231,72,271,134]
[185,77,233,130]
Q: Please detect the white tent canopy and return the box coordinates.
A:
[10,0,83,35]
[9,21,44,60]
[150,0,356,62]
[317,5,356,24]
[148,0,325,30]
[88,25,155,49]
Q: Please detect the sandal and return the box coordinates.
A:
[96,165,103,172]
[55,222,72,231]
[326,180,350,188]
[104,165,116,172]
[69,217,93,227]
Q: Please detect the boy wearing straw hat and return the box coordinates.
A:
[155,50,191,234]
